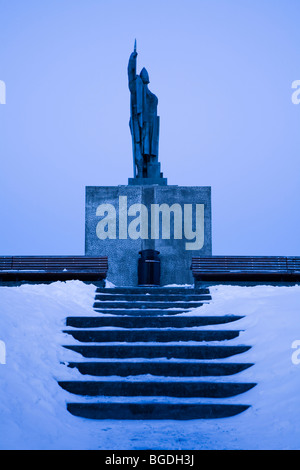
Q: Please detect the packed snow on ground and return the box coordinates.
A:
[0,280,300,450]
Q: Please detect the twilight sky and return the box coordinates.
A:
[0,0,299,256]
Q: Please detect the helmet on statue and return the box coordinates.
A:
[140,67,150,84]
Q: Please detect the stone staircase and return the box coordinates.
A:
[58,286,256,419]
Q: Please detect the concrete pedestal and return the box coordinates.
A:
[85,185,212,286]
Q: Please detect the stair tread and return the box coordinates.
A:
[94,298,209,302]
[95,294,211,301]
[64,344,251,359]
[66,315,243,328]
[93,301,207,308]
[96,288,209,294]
[58,380,256,398]
[67,361,254,376]
[66,402,250,419]
[93,309,192,316]
[63,329,241,343]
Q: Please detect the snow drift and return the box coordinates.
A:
[0,280,300,450]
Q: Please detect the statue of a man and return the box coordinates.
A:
[128,42,160,178]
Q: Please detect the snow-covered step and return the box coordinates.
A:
[93,301,207,309]
[58,380,256,398]
[96,287,210,295]
[63,328,241,343]
[64,343,251,359]
[92,308,189,316]
[67,361,254,377]
[65,402,250,420]
[95,293,211,302]
[60,285,256,420]
[66,315,244,328]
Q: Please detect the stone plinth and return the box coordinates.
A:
[85,185,212,286]
[128,177,168,186]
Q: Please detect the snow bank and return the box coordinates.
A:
[0,280,300,449]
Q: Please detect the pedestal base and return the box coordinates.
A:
[128,177,168,186]
[85,185,212,286]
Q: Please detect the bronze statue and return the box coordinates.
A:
[128,41,162,180]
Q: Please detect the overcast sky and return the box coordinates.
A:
[0,0,299,256]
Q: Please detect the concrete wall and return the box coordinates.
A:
[85,185,212,286]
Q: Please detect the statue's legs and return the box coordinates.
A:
[135,144,144,178]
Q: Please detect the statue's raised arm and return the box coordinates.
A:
[128,41,137,92]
